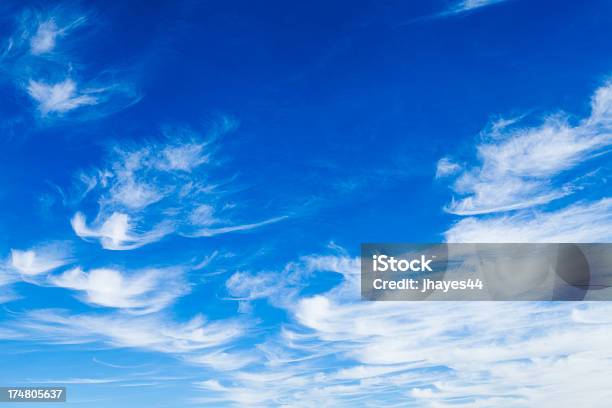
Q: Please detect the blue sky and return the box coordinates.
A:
[1,0,612,406]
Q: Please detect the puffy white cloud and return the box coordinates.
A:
[49,266,188,314]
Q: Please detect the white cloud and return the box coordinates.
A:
[28,12,87,55]
[445,198,612,243]
[189,204,217,226]
[27,79,98,115]
[30,20,59,55]
[74,129,212,233]
[0,265,18,304]
[444,81,612,215]
[11,309,246,354]
[49,266,188,314]
[28,377,121,385]
[197,252,612,406]
[226,271,279,301]
[186,350,258,371]
[438,80,612,247]
[188,216,289,238]
[156,143,209,172]
[10,245,70,276]
[71,211,173,250]
[1,7,140,121]
[448,0,509,14]
[435,157,461,178]
[69,121,286,249]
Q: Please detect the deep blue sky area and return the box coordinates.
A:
[1,0,612,407]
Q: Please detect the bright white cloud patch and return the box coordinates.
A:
[49,266,187,314]
[444,82,612,215]
[10,246,70,276]
[27,79,98,115]
[71,212,172,250]
[28,12,86,55]
[29,20,59,55]
[206,255,612,406]
[438,81,612,246]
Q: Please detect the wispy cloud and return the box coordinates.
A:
[443,81,612,215]
[404,0,512,23]
[71,211,173,250]
[28,377,121,385]
[445,0,511,15]
[186,350,259,371]
[29,14,87,55]
[445,198,612,243]
[49,266,188,314]
[27,79,97,115]
[9,244,71,276]
[187,216,289,238]
[1,5,140,121]
[8,309,246,354]
[71,121,287,249]
[210,254,612,406]
[435,157,461,178]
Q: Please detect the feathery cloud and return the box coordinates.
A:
[71,212,173,250]
[49,266,188,314]
[9,244,70,276]
[435,157,461,178]
[444,81,612,215]
[445,198,612,243]
[10,309,246,354]
[71,121,287,249]
[447,0,510,15]
[208,255,612,406]
[27,79,97,115]
[2,6,139,120]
